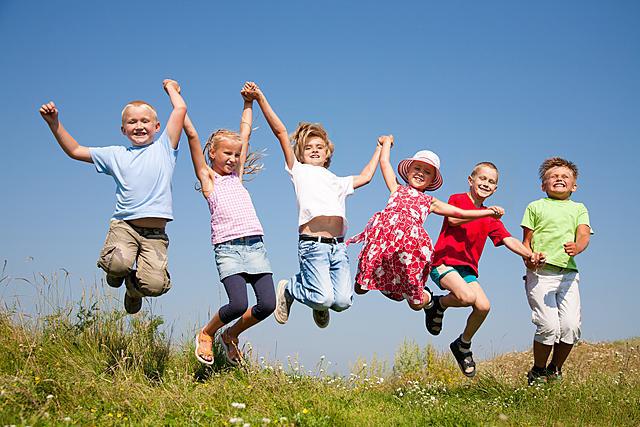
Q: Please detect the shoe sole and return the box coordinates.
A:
[313,310,330,328]
[274,280,290,324]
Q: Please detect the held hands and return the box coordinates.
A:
[486,205,504,219]
[524,252,546,270]
[377,135,394,147]
[163,79,181,94]
[241,81,262,102]
[39,102,59,127]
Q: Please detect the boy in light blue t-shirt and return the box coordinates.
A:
[39,80,187,314]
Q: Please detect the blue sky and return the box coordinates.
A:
[1,1,639,373]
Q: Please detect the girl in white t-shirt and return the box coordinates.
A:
[246,82,381,328]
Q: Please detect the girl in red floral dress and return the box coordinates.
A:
[348,136,504,311]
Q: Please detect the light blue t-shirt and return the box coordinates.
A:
[89,130,178,221]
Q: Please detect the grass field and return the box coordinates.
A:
[1,268,638,426]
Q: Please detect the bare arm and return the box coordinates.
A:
[162,79,188,150]
[521,227,538,269]
[379,135,399,194]
[238,85,254,179]
[39,102,92,163]
[503,236,534,258]
[564,224,591,256]
[353,143,382,189]
[245,82,296,169]
[431,198,504,220]
[183,114,214,198]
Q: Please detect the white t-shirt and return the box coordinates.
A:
[286,160,354,233]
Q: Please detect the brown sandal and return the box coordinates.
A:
[195,330,214,365]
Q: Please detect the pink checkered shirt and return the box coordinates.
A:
[207,172,264,245]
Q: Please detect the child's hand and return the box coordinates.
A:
[563,242,579,256]
[163,79,181,94]
[377,135,394,147]
[39,101,59,126]
[487,205,504,218]
[241,81,262,101]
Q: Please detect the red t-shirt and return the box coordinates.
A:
[431,193,511,276]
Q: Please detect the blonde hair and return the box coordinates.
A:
[471,161,499,178]
[121,100,158,124]
[290,122,334,168]
[538,157,578,181]
[203,129,264,178]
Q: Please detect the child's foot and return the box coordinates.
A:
[274,279,294,324]
[424,295,445,335]
[527,365,548,386]
[124,291,142,314]
[450,336,476,377]
[216,331,241,366]
[546,363,563,382]
[354,282,369,295]
[312,309,330,328]
[106,274,124,288]
[194,329,214,365]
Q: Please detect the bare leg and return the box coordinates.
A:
[408,289,433,311]
[460,282,490,342]
[533,340,553,369]
[550,341,574,369]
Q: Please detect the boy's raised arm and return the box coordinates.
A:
[183,114,213,197]
[163,79,187,150]
[39,102,92,163]
[245,82,296,170]
[379,135,399,194]
[353,139,382,189]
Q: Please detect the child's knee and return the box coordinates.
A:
[252,298,276,321]
[97,244,134,277]
[474,300,491,315]
[309,293,335,310]
[331,294,352,312]
[136,270,171,297]
[534,318,560,345]
[560,319,581,344]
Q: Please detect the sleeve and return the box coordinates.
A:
[521,202,537,231]
[158,130,178,165]
[285,158,299,178]
[576,203,594,234]
[488,218,511,246]
[89,146,117,175]
[342,176,355,197]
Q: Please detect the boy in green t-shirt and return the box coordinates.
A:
[521,157,592,385]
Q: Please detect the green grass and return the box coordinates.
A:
[1,268,639,426]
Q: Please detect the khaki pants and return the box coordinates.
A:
[97,220,171,297]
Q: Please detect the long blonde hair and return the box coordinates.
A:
[203,129,264,177]
[290,122,334,168]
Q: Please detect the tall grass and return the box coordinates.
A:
[1,263,639,425]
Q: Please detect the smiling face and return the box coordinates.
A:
[210,137,242,175]
[407,161,436,191]
[468,165,499,202]
[121,105,160,146]
[301,136,331,167]
[541,165,577,200]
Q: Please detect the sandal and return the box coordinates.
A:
[216,332,241,366]
[194,330,214,366]
[424,295,444,335]
[450,336,476,378]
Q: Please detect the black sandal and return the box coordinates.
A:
[450,337,476,378]
[424,295,444,335]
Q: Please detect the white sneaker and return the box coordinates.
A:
[312,309,330,328]
[274,280,293,324]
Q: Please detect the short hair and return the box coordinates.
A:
[538,157,578,181]
[121,100,157,124]
[290,122,335,168]
[470,161,499,177]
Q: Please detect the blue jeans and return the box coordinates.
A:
[287,240,353,312]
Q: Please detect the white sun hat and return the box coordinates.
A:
[397,150,443,191]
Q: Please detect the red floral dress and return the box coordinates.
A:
[348,185,434,304]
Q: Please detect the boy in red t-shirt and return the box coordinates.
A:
[424,162,544,377]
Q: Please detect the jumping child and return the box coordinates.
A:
[39,79,187,314]
[424,162,544,377]
[245,82,381,328]
[187,84,275,366]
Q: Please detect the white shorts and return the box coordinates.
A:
[524,265,581,346]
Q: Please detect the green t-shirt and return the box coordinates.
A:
[521,198,592,271]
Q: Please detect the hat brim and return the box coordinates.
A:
[397,159,443,191]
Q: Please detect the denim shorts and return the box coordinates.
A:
[214,236,272,280]
[429,264,478,290]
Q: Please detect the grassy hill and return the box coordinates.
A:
[0,272,638,425]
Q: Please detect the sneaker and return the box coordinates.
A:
[312,309,330,328]
[274,280,294,324]
[106,274,124,288]
[546,363,563,382]
[450,336,476,377]
[527,366,548,386]
[124,292,142,314]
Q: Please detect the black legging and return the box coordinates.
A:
[218,273,276,324]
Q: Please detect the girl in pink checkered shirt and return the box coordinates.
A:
[186,83,275,366]
[245,82,382,329]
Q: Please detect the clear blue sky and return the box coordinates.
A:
[1,1,639,373]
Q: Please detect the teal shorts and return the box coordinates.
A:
[430,264,478,290]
